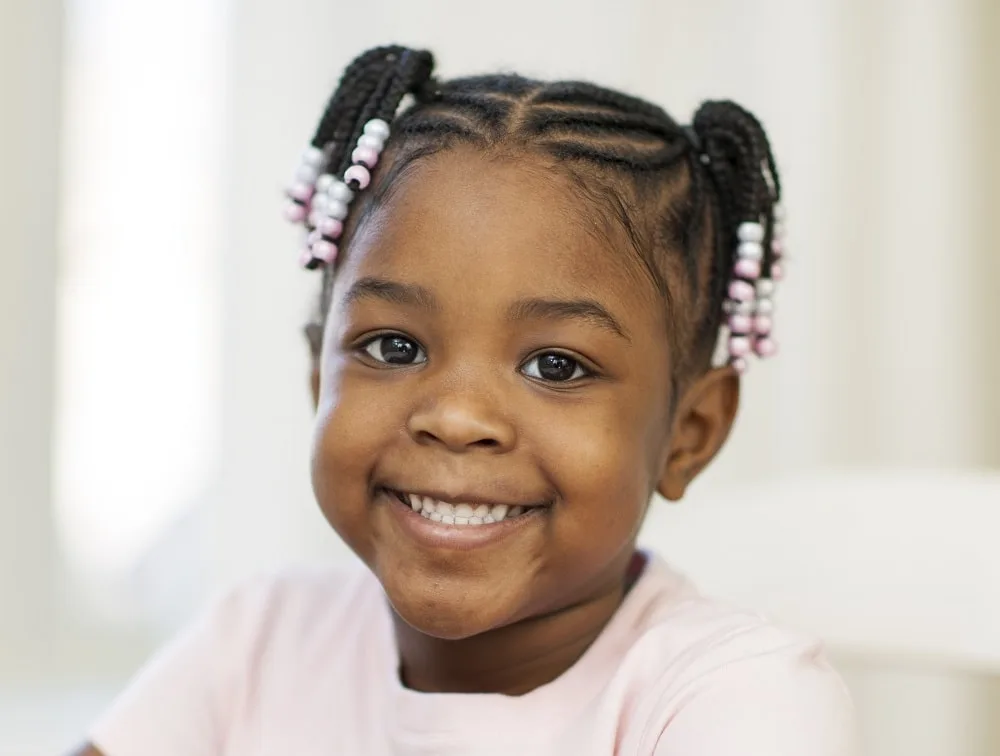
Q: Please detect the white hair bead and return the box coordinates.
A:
[757,279,775,297]
[329,181,354,204]
[296,163,320,184]
[737,242,763,261]
[723,299,754,316]
[755,299,774,315]
[325,199,349,221]
[311,193,329,212]
[357,134,385,151]
[737,222,764,243]
[316,174,337,193]
[773,204,786,222]
[773,222,786,239]
[363,119,391,141]
[302,146,325,167]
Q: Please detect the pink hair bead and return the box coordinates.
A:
[771,239,784,257]
[352,145,380,169]
[729,314,753,334]
[318,217,344,239]
[728,335,752,358]
[311,239,338,264]
[734,258,761,280]
[728,280,755,302]
[298,247,315,268]
[283,202,307,223]
[730,357,749,374]
[754,338,778,358]
[771,263,785,281]
[344,165,371,190]
[288,182,314,203]
[754,315,773,335]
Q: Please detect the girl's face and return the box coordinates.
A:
[311,146,728,640]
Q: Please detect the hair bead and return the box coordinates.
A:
[734,258,761,280]
[344,165,372,190]
[284,202,307,223]
[318,217,344,239]
[737,242,763,261]
[363,118,391,141]
[324,198,350,220]
[737,222,764,243]
[754,338,778,358]
[729,314,753,334]
[312,239,338,264]
[352,145,380,169]
[302,146,325,167]
[328,181,354,204]
[728,336,752,358]
[357,134,385,151]
[316,174,337,193]
[728,280,756,302]
[753,315,772,335]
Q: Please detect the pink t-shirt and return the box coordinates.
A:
[90,554,859,755]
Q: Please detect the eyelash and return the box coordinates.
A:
[353,333,596,384]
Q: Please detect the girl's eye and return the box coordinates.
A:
[361,334,426,366]
[521,352,590,383]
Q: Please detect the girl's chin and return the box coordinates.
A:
[384,582,521,641]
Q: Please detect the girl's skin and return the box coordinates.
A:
[76,144,738,756]
[309,145,739,696]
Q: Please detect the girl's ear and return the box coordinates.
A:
[656,367,740,501]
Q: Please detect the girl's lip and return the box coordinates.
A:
[380,489,549,552]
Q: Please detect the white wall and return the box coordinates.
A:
[0,0,63,664]
[2,0,998,753]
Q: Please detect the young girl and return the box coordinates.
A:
[79,46,858,755]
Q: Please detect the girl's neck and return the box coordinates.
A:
[392,556,644,696]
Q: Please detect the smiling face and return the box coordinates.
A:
[311,145,733,640]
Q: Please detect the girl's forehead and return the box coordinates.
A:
[341,148,660,311]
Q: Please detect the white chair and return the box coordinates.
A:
[639,469,1000,756]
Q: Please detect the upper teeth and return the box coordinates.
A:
[405,494,525,525]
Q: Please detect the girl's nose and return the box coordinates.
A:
[406,393,516,453]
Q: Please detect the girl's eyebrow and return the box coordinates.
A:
[507,298,631,342]
[343,276,630,341]
[343,276,437,310]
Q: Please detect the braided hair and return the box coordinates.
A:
[298,45,782,380]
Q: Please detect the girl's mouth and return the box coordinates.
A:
[390,489,535,526]
[382,488,548,527]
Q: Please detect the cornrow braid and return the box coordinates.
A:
[289,46,785,378]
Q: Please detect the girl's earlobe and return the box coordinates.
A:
[656,367,740,501]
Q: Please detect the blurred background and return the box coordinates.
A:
[1,0,998,753]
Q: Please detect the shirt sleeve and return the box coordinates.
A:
[87,581,259,756]
[651,648,861,756]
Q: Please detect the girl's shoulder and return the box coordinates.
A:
[621,553,840,694]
